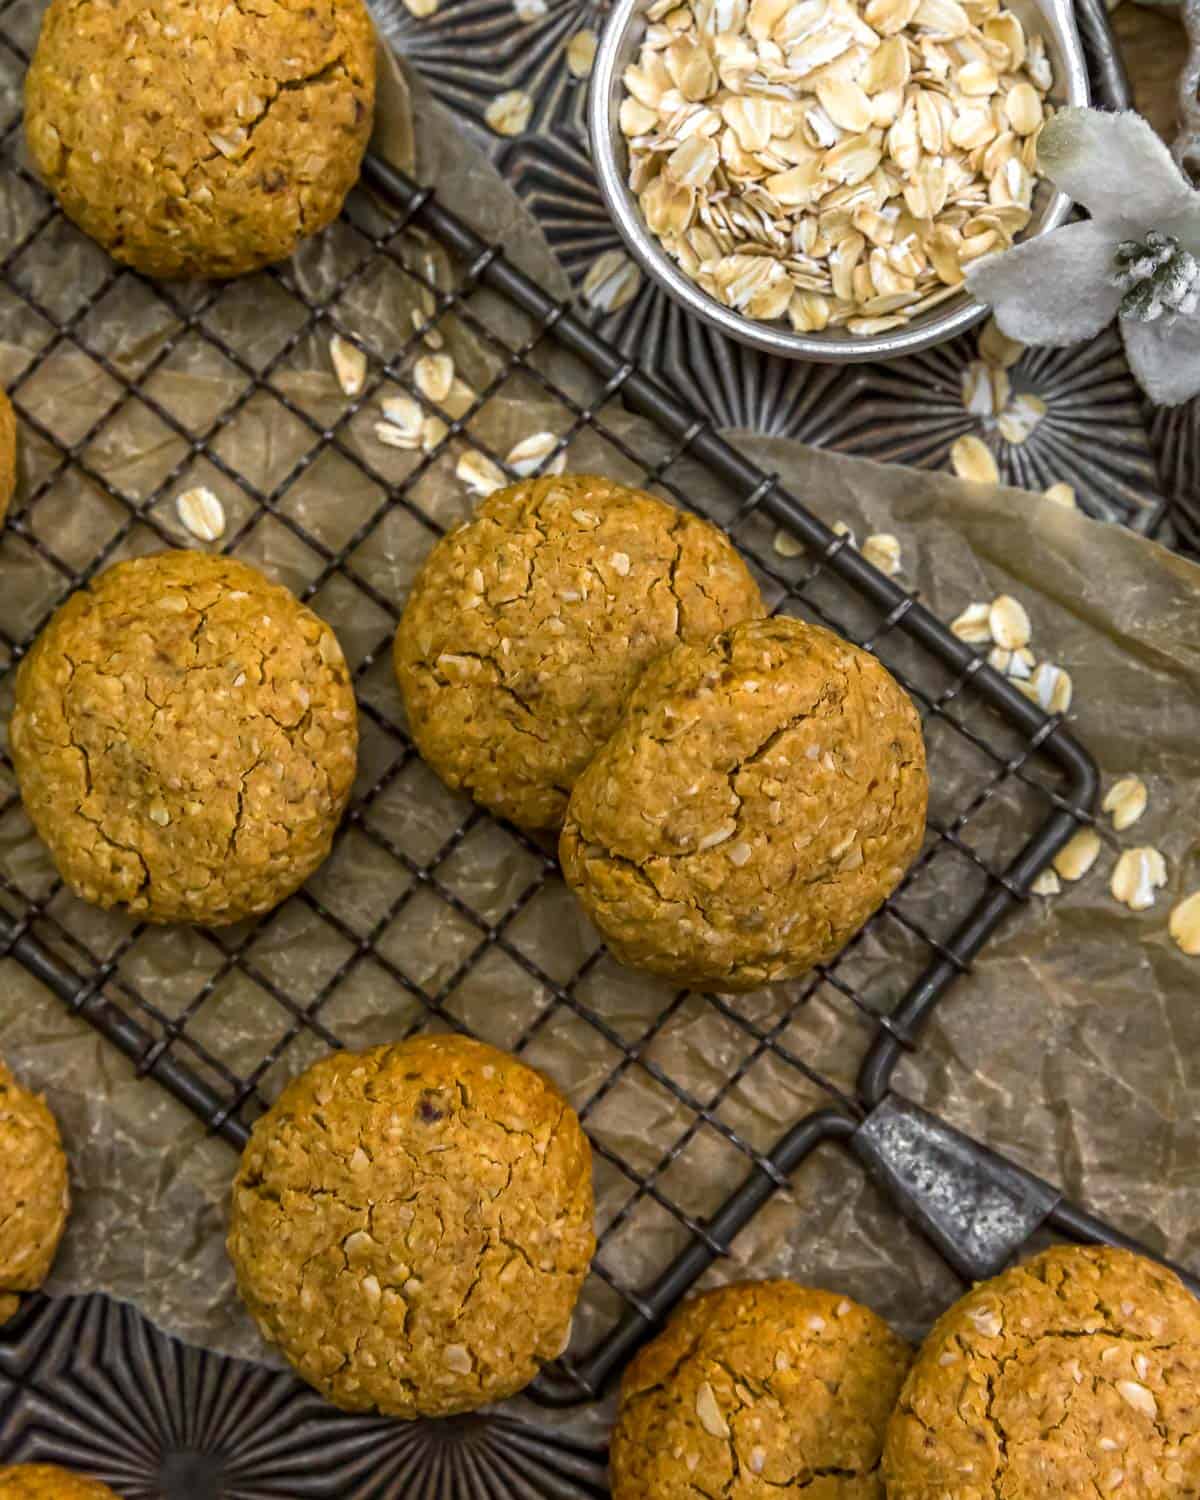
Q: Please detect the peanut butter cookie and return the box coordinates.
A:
[612,1281,911,1499]
[227,1035,595,1417]
[0,390,15,523]
[560,615,927,991]
[10,551,357,925]
[0,1467,120,1499]
[884,1244,1200,1500]
[0,1061,70,1325]
[24,0,376,279]
[394,474,764,832]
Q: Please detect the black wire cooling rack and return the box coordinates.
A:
[0,10,1194,1421]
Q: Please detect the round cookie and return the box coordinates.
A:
[0,1062,70,1324]
[227,1035,595,1417]
[560,615,927,991]
[24,0,376,280]
[394,474,764,832]
[884,1244,1200,1500]
[10,551,357,925]
[0,390,15,524]
[0,1468,120,1500]
[611,1281,911,1499]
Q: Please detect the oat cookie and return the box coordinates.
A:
[0,390,15,524]
[611,1281,911,1499]
[0,1467,120,1499]
[0,1061,70,1325]
[227,1035,595,1417]
[394,474,765,831]
[24,0,376,280]
[560,615,927,990]
[10,551,357,925]
[884,1245,1200,1500]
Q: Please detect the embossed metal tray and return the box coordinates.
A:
[1,0,1197,1495]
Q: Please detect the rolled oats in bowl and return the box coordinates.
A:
[617,0,1054,337]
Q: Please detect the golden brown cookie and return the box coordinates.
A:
[24,0,376,280]
[0,1062,70,1325]
[611,1281,911,1499]
[0,1466,120,1500]
[227,1035,595,1417]
[394,474,764,832]
[0,390,15,524]
[10,551,357,925]
[560,615,927,991]
[884,1245,1200,1500]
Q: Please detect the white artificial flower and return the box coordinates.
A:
[967,108,1200,407]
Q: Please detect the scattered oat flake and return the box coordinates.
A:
[1031,868,1061,896]
[1102,776,1148,832]
[997,392,1047,444]
[1168,892,1200,956]
[951,434,999,486]
[862,533,902,576]
[1044,481,1077,510]
[457,449,507,497]
[1111,847,1168,912]
[832,520,857,548]
[506,432,566,477]
[176,486,226,542]
[1017,661,1071,714]
[485,89,533,137]
[414,351,454,405]
[329,333,367,398]
[375,418,421,451]
[566,28,598,77]
[979,316,1025,369]
[1053,828,1102,883]
[989,594,1031,650]
[773,528,804,558]
[582,249,642,314]
[403,0,439,16]
[951,602,992,645]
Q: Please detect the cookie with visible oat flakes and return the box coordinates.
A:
[611,1280,910,1500]
[0,1060,70,1325]
[560,614,927,991]
[884,1244,1200,1500]
[226,1035,595,1417]
[24,0,376,280]
[394,474,764,833]
[0,1466,121,1499]
[10,551,357,925]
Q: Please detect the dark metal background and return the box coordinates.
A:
[0,0,1195,1494]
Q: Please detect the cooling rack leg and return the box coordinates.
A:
[850,1094,1061,1282]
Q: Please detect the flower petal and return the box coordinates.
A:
[1120,312,1200,406]
[966,220,1121,346]
[1038,109,1197,233]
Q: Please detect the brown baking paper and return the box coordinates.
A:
[0,30,1197,1446]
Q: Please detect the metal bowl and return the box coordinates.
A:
[587,0,1091,362]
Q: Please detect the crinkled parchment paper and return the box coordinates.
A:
[0,29,1197,1442]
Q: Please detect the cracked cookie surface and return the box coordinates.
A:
[884,1245,1200,1500]
[393,474,765,832]
[227,1035,596,1417]
[10,550,357,925]
[0,1061,70,1327]
[0,391,15,524]
[24,0,376,279]
[611,1280,911,1500]
[560,615,927,991]
[0,1466,120,1499]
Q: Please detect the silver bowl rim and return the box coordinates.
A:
[587,0,1091,363]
